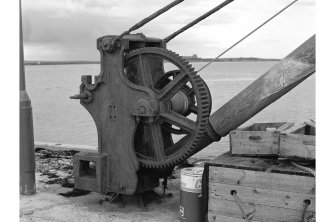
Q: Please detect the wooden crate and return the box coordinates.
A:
[279,121,315,160]
[230,122,294,156]
[203,152,315,222]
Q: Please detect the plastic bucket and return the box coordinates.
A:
[180,167,204,222]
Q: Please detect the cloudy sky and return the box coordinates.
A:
[22,0,315,61]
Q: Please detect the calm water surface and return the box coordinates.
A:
[25,61,315,159]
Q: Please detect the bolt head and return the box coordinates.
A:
[139,106,146,114]
[119,184,125,191]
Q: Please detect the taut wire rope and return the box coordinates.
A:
[197,0,299,73]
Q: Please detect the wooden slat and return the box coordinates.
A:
[208,198,315,222]
[210,152,312,176]
[241,122,287,131]
[304,120,315,128]
[280,134,315,160]
[207,212,260,222]
[209,182,315,210]
[230,131,279,156]
[277,122,295,131]
[281,122,307,134]
[209,166,315,194]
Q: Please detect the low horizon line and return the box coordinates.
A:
[24,56,280,64]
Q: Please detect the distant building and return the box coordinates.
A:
[183,54,199,60]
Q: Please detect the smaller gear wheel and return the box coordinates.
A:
[124,47,212,169]
[156,70,211,135]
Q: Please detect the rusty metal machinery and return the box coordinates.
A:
[125,47,212,169]
[70,0,315,196]
[71,33,214,194]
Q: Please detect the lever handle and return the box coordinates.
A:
[70,92,88,100]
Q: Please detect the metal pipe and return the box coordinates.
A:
[164,0,235,43]
[119,0,184,38]
[20,1,25,91]
[20,0,36,195]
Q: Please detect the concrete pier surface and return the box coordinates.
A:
[20,173,181,222]
[19,144,212,221]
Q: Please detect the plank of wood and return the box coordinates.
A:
[242,122,287,131]
[276,122,295,131]
[279,134,315,160]
[209,166,315,195]
[281,122,307,134]
[230,131,279,156]
[207,36,315,138]
[208,198,315,222]
[207,212,260,222]
[210,152,312,177]
[209,182,315,211]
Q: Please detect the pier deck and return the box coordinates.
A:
[20,172,181,222]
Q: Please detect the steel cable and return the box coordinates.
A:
[197,0,299,73]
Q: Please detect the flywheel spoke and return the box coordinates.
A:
[149,123,166,161]
[158,72,188,100]
[138,54,154,88]
[160,111,196,133]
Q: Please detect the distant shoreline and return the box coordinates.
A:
[24,57,280,66]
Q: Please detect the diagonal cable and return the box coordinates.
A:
[197,0,299,73]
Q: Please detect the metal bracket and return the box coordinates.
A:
[73,152,108,193]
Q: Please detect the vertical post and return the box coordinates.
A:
[20,0,36,195]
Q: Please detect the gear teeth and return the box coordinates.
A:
[126,47,212,170]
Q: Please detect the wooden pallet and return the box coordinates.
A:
[203,152,315,222]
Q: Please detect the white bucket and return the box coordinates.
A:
[180,167,204,193]
[180,167,204,222]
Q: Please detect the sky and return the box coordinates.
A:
[22,0,315,61]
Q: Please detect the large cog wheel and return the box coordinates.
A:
[124,47,212,169]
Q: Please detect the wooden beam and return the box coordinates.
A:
[209,35,315,138]
[209,166,315,195]
[208,198,315,222]
[209,182,315,210]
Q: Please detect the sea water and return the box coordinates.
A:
[25,61,315,159]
